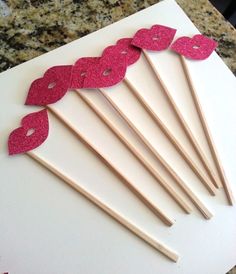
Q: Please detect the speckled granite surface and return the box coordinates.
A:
[0,0,235,74]
[0,0,235,272]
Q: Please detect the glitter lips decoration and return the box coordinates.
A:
[25,65,73,106]
[8,109,49,155]
[10,26,216,157]
[132,24,177,51]
[102,38,141,65]
[71,53,127,89]
[70,57,101,89]
[71,38,140,89]
[170,34,218,60]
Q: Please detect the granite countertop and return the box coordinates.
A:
[0,0,235,273]
[0,0,235,74]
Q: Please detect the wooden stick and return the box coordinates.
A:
[180,55,234,205]
[143,50,221,189]
[46,106,173,226]
[77,90,213,219]
[26,151,179,262]
[98,88,202,213]
[124,77,216,196]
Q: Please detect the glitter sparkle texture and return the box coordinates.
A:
[71,54,127,89]
[25,65,73,106]
[170,34,218,60]
[103,38,141,66]
[8,109,49,155]
[131,24,177,51]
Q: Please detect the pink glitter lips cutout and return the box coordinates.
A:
[71,53,127,89]
[71,57,101,89]
[71,38,142,89]
[103,38,141,66]
[25,65,73,106]
[132,24,177,51]
[8,109,49,155]
[170,34,217,60]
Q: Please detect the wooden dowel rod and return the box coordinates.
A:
[99,88,194,213]
[124,77,216,196]
[47,106,173,226]
[26,151,179,262]
[180,55,234,205]
[77,90,213,219]
[143,50,221,189]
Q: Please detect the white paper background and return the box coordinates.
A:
[0,0,236,273]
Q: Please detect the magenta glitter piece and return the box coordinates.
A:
[102,38,141,66]
[71,57,101,89]
[131,24,177,51]
[74,57,101,67]
[8,109,49,155]
[170,34,218,60]
[25,65,73,106]
[71,54,127,89]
